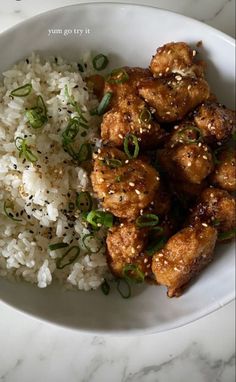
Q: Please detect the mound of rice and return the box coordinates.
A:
[0,53,108,290]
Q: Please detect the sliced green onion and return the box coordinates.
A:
[86,210,113,229]
[10,83,32,97]
[62,118,80,145]
[92,54,109,71]
[136,214,159,228]
[115,175,121,183]
[146,237,167,256]
[218,228,236,241]
[15,137,38,163]
[82,234,103,253]
[123,264,145,283]
[76,191,92,212]
[76,143,91,163]
[48,242,69,251]
[25,96,47,129]
[102,158,122,169]
[177,125,202,143]
[64,85,88,123]
[101,279,110,295]
[140,108,151,124]
[116,278,131,299]
[3,200,22,222]
[97,92,113,115]
[106,68,129,84]
[124,134,139,159]
[56,246,80,269]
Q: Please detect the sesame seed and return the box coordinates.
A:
[144,258,148,263]
[166,111,171,115]
[165,67,170,72]
[135,189,141,195]
[192,50,197,56]
[129,182,135,187]
[125,160,129,164]
[167,50,171,55]
[203,155,208,160]
[202,223,208,227]
[187,162,192,167]
[118,134,123,139]
[174,267,179,271]
[175,75,182,81]
[187,85,192,90]
[131,247,135,254]
[156,176,160,181]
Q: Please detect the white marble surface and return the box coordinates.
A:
[0,1,235,381]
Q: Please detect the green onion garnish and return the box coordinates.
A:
[124,134,139,159]
[97,92,113,115]
[218,228,236,241]
[140,108,151,124]
[62,118,80,145]
[146,237,167,256]
[136,214,159,228]
[123,264,145,283]
[116,278,131,299]
[102,158,122,168]
[106,68,129,84]
[82,234,103,253]
[25,95,47,129]
[48,242,69,251]
[64,85,88,122]
[86,210,113,229]
[101,279,110,295]
[3,200,22,222]
[56,246,80,269]
[10,83,32,97]
[76,191,92,212]
[15,137,38,163]
[76,143,91,163]
[92,54,109,71]
[177,125,202,144]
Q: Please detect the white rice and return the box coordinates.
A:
[0,53,108,290]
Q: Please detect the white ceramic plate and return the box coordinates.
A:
[0,3,235,334]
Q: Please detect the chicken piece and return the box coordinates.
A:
[106,222,152,279]
[104,66,151,109]
[158,143,213,184]
[138,75,210,122]
[144,186,171,216]
[152,225,217,297]
[211,149,236,191]
[188,187,236,237]
[150,41,205,78]
[167,120,201,148]
[194,102,235,144]
[85,74,105,100]
[91,147,160,220]
[101,93,166,149]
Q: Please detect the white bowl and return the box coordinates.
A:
[0,3,235,334]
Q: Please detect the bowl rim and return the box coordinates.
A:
[0,1,235,335]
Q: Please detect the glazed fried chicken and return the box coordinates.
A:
[152,225,217,297]
[106,222,152,279]
[211,149,236,191]
[138,75,210,122]
[91,148,160,220]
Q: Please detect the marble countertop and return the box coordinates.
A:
[0,1,235,381]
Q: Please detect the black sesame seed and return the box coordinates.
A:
[29,195,33,200]
[13,164,17,169]
[29,230,34,234]
[26,58,29,64]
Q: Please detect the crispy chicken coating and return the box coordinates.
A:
[91,148,160,220]
[106,222,152,278]
[104,66,151,109]
[150,41,205,78]
[158,143,213,184]
[138,75,210,122]
[194,102,235,144]
[188,187,236,237]
[152,225,217,297]
[211,149,236,191]
[101,93,166,148]
[144,187,171,216]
